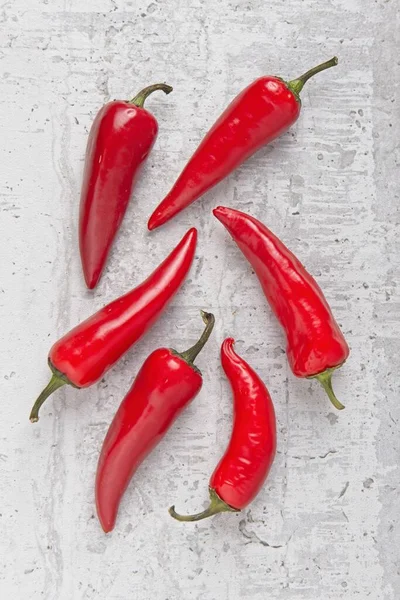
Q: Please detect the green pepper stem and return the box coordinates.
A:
[179,311,215,365]
[169,488,239,522]
[313,367,345,411]
[29,372,67,423]
[129,83,173,108]
[287,56,338,98]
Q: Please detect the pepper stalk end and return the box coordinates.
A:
[178,311,215,366]
[130,83,173,108]
[169,488,239,522]
[29,363,72,422]
[313,367,345,411]
[287,56,338,98]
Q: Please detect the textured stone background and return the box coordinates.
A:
[1,0,399,598]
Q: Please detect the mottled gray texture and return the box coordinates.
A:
[0,0,399,598]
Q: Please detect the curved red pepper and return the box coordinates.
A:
[79,83,172,289]
[214,206,350,410]
[96,311,215,533]
[29,228,197,422]
[148,58,337,230]
[169,338,276,521]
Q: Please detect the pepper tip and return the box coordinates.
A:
[96,510,115,533]
[101,524,113,534]
[147,218,156,231]
[213,206,230,224]
[85,272,100,289]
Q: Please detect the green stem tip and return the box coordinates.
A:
[29,363,72,423]
[169,488,239,522]
[130,83,173,108]
[177,310,215,366]
[287,56,338,99]
[312,367,345,411]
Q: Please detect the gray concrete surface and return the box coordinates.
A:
[0,0,399,598]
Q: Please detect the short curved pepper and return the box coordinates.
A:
[169,337,277,521]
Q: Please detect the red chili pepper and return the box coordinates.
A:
[169,338,277,521]
[29,228,197,423]
[96,311,215,532]
[79,83,173,289]
[148,57,338,231]
[214,206,350,410]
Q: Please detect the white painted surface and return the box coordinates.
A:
[0,1,398,599]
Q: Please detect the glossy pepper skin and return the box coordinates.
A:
[169,338,277,521]
[80,83,173,289]
[148,57,338,230]
[29,228,197,422]
[214,206,350,410]
[96,311,215,533]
